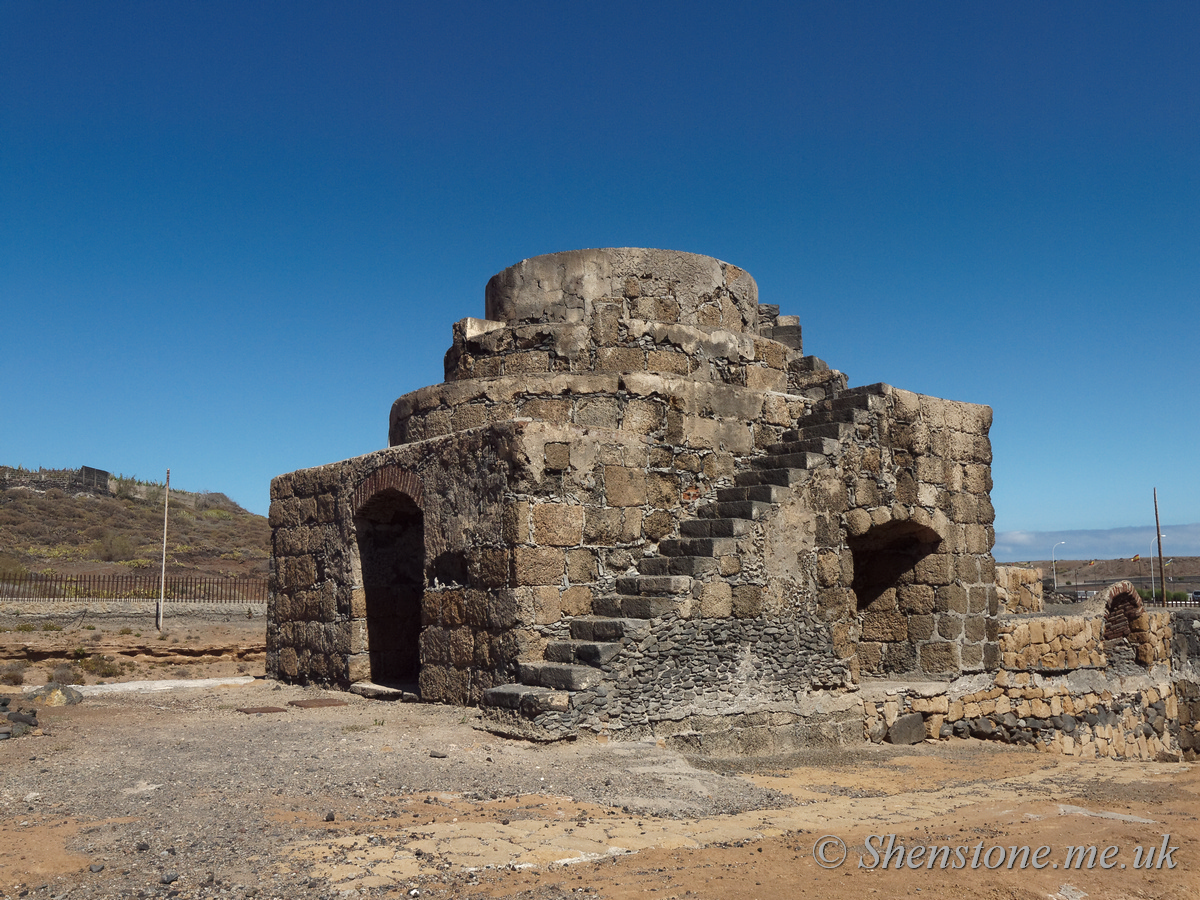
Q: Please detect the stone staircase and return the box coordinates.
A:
[479,383,887,738]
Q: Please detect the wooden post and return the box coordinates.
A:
[1154,488,1165,608]
[157,469,170,631]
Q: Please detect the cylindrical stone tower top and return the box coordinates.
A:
[484,248,759,334]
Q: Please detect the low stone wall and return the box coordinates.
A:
[995,565,1043,614]
[865,671,1184,761]
[998,615,1107,671]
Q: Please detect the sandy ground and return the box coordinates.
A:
[2,616,1199,900]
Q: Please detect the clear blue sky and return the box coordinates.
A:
[2,2,1197,559]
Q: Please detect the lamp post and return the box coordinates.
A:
[1052,541,1066,593]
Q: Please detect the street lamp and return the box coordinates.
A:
[1052,541,1066,593]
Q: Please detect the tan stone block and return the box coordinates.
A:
[505,350,549,374]
[699,581,733,618]
[732,584,764,618]
[623,399,664,434]
[745,366,787,392]
[642,509,673,541]
[473,547,510,588]
[914,553,952,585]
[937,583,968,614]
[816,549,842,587]
[762,394,792,426]
[532,503,584,547]
[575,396,620,428]
[963,701,981,718]
[544,442,571,471]
[947,699,964,721]
[595,347,645,373]
[897,584,935,614]
[532,586,561,625]
[909,614,935,641]
[511,547,563,585]
[561,585,593,617]
[646,349,690,375]
[862,609,907,642]
[584,507,622,544]
[858,642,883,674]
[566,548,597,583]
[605,466,646,507]
[502,500,530,544]
[910,695,949,715]
[719,555,742,576]
[647,471,681,508]
[920,642,960,674]
[519,397,571,424]
[844,508,872,537]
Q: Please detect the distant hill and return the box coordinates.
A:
[0,470,268,580]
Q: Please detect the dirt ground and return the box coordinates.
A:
[2,615,1199,900]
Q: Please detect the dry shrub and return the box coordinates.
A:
[52,664,84,684]
[1,661,28,685]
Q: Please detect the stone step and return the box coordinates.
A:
[636,555,719,577]
[569,616,651,641]
[764,437,840,456]
[715,484,790,504]
[733,468,810,488]
[544,640,621,666]
[518,662,602,691]
[615,574,692,595]
[697,500,773,520]
[657,536,737,558]
[680,517,753,537]
[592,594,683,619]
[750,451,827,470]
[785,421,854,441]
[481,683,570,717]
[766,324,801,349]
[797,407,870,426]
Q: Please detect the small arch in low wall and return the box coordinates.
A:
[1100,580,1145,642]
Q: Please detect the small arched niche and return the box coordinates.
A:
[849,520,942,612]
[848,519,943,676]
[354,485,425,686]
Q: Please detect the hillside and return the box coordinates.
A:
[1007,556,1200,597]
[0,476,269,580]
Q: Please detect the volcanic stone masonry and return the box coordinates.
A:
[267,248,1010,750]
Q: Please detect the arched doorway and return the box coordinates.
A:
[355,486,424,685]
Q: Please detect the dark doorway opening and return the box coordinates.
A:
[355,489,424,685]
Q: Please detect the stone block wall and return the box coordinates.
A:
[865,673,1183,760]
[806,385,998,680]
[268,248,1000,747]
[995,565,1044,614]
[998,616,1107,671]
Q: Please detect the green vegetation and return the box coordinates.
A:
[1137,588,1191,604]
[79,654,126,678]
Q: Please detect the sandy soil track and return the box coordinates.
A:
[2,616,1198,900]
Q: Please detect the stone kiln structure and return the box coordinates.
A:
[268,248,1000,749]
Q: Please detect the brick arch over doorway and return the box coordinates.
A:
[1101,580,1146,642]
[353,466,425,686]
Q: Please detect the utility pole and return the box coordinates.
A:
[1155,488,1165,608]
[158,469,170,631]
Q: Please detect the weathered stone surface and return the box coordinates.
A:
[269,248,998,746]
